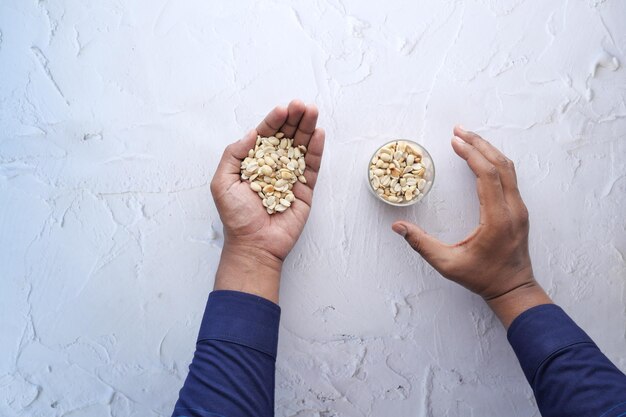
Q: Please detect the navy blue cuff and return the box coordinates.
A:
[600,402,626,417]
[198,290,281,359]
[507,304,594,384]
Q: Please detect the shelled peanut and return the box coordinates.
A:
[369,141,428,203]
[240,132,307,214]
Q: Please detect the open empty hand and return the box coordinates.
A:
[393,127,551,326]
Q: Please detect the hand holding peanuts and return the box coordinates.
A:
[210,101,325,302]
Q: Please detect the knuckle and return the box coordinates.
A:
[493,213,514,231]
[210,178,219,195]
[504,158,517,175]
[517,205,530,225]
[496,155,510,168]
[507,158,515,170]
[485,165,499,180]
[519,204,529,218]
[472,139,489,154]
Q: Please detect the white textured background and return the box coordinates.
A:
[1,1,625,416]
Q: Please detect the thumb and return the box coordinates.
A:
[392,221,450,269]
[212,130,257,187]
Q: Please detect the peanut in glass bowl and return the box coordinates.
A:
[367,140,435,207]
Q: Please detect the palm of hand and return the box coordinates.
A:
[214,180,307,260]
[210,101,325,261]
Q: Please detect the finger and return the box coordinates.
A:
[211,129,257,192]
[256,106,289,137]
[281,197,310,226]
[291,128,325,205]
[304,128,324,176]
[392,221,451,272]
[453,126,528,218]
[293,104,319,147]
[279,100,306,138]
[451,136,506,221]
[453,126,520,193]
[292,181,313,207]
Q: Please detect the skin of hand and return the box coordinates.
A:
[210,100,325,304]
[392,126,552,328]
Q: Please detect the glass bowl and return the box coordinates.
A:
[367,140,435,207]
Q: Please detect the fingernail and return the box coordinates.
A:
[392,224,407,237]
[457,125,467,133]
[454,136,466,145]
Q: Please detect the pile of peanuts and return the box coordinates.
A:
[240,133,307,214]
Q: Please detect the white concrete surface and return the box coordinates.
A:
[1,1,625,416]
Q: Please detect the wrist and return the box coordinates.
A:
[486,281,552,329]
[214,242,283,304]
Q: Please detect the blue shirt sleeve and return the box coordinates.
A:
[508,304,626,417]
[172,290,281,417]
